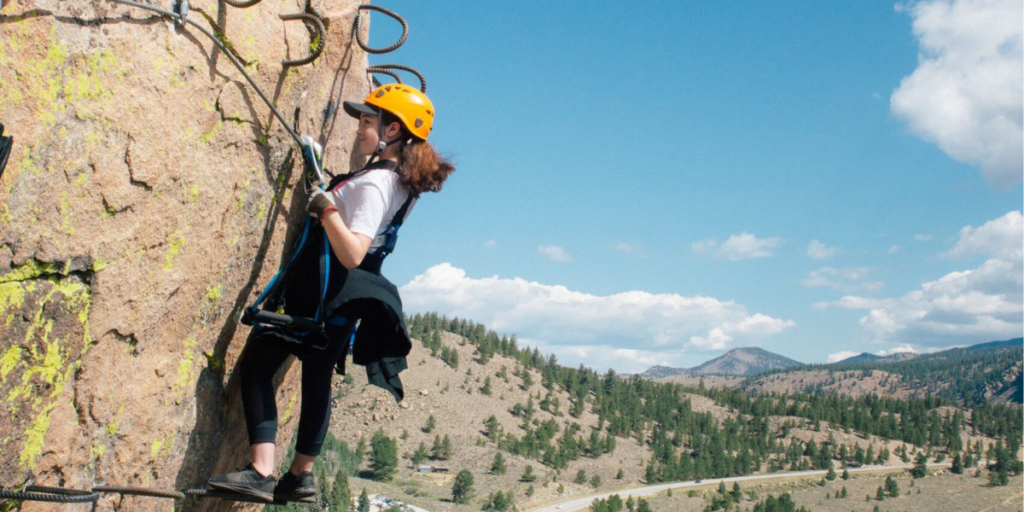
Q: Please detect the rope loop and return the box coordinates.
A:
[352,4,408,54]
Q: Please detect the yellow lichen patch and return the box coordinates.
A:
[281,390,299,425]
[150,434,175,461]
[0,260,62,284]
[186,184,199,203]
[205,284,222,302]
[0,282,27,321]
[162,232,186,270]
[1,276,92,470]
[172,335,199,399]
[58,191,76,235]
[63,49,117,106]
[0,346,22,384]
[20,399,57,470]
[200,119,223,145]
[23,32,69,128]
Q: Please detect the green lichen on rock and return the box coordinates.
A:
[162,232,186,270]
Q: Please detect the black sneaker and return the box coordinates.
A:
[274,471,317,502]
[208,464,276,502]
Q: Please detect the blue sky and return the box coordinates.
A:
[358,1,1022,372]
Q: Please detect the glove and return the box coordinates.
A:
[307,188,337,219]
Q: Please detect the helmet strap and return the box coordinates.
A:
[368,119,405,165]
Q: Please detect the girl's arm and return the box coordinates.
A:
[320,211,373,269]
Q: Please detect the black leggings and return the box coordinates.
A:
[239,321,354,457]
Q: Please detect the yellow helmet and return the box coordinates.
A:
[343,84,434,141]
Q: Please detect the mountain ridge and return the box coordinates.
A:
[637,346,803,378]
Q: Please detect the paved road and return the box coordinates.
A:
[527,463,952,512]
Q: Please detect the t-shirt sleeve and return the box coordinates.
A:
[344,178,390,239]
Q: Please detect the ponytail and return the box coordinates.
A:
[380,110,455,195]
[397,139,455,195]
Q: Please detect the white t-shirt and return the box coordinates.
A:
[330,169,416,254]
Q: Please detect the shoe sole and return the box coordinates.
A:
[272,494,316,504]
[208,481,275,502]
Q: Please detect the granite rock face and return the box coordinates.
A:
[0,1,372,509]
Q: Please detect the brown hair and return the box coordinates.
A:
[382,111,455,195]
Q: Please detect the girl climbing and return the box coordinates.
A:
[207,84,454,503]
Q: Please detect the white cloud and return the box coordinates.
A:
[875,344,918,357]
[613,243,646,258]
[538,245,571,262]
[807,240,837,260]
[519,338,683,374]
[400,264,795,366]
[891,0,1023,188]
[827,351,860,363]
[484,240,497,248]
[943,210,1023,260]
[889,245,901,254]
[693,233,784,261]
[802,267,883,292]
[824,211,1023,347]
[914,234,936,241]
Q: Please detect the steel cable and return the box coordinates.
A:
[106,0,302,146]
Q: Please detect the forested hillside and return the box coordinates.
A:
[268,313,1023,512]
[406,313,1022,482]
[747,338,1023,405]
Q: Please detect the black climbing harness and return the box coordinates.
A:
[240,148,415,349]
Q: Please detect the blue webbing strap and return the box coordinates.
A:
[248,216,314,314]
[316,230,330,322]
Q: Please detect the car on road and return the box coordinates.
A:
[694,479,702,483]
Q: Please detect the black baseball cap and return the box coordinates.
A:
[343,101,380,118]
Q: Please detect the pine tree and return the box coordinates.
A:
[424,414,436,433]
[826,466,836,481]
[431,434,443,460]
[412,442,429,466]
[616,468,625,480]
[842,467,849,480]
[885,475,900,497]
[521,464,537,482]
[331,470,353,512]
[358,488,371,512]
[840,486,847,498]
[481,376,493,395]
[876,486,885,501]
[441,434,453,460]
[574,469,587,484]
[951,452,964,474]
[452,469,474,504]
[369,429,398,481]
[910,452,928,478]
[590,474,601,488]
[490,452,507,475]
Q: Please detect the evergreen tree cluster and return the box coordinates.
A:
[751,493,808,512]
[482,490,515,511]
